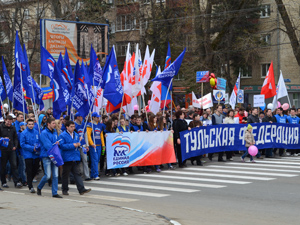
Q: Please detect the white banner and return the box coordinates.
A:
[254,94,265,107]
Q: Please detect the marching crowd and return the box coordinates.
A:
[0,102,299,197]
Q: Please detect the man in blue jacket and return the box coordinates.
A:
[37,117,62,198]
[59,120,91,196]
[20,119,40,193]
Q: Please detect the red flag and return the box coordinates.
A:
[260,62,276,99]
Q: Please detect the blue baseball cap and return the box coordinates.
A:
[20,122,26,127]
[74,112,82,119]
[91,112,100,118]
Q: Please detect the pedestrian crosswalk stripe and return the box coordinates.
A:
[109,177,226,189]
[255,161,300,165]
[279,157,300,160]
[68,186,170,197]
[134,174,252,184]
[227,162,300,169]
[17,188,139,202]
[183,167,297,177]
[88,180,199,193]
[265,158,300,162]
[207,165,300,173]
[163,170,276,181]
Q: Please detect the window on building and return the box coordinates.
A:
[239,66,252,78]
[260,4,271,18]
[261,33,271,45]
[24,8,30,19]
[116,42,135,56]
[261,63,271,78]
[116,15,139,31]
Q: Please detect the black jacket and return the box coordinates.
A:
[173,119,188,140]
[247,114,259,123]
[0,123,18,151]
[262,115,275,123]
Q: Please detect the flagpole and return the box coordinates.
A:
[141,93,149,125]
[162,78,173,116]
[29,77,40,133]
[170,90,173,128]
[0,98,5,118]
[19,70,26,122]
[118,94,125,126]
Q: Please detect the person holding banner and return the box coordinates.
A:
[287,108,300,156]
[174,110,189,168]
[0,114,22,188]
[87,112,105,180]
[241,124,256,163]
[209,105,226,162]
[262,109,276,158]
[37,117,61,198]
[59,121,91,196]
[20,119,40,193]
[247,108,259,124]
[223,110,235,161]
[116,117,130,133]
[234,107,247,124]
[274,107,288,156]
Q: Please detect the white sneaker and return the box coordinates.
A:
[94,177,100,180]
[294,154,299,157]
[123,172,128,176]
[229,158,233,161]
[286,152,291,156]
[30,188,36,193]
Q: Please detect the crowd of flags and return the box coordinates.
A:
[230,61,290,109]
[0,31,186,122]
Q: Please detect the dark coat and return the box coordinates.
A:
[173,119,188,140]
[247,114,259,123]
[262,115,275,123]
[0,122,18,152]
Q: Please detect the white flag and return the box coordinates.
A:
[229,73,241,109]
[149,67,162,114]
[272,71,288,110]
[192,91,201,108]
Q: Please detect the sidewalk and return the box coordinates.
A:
[0,191,171,225]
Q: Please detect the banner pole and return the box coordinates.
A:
[163,78,173,116]
[0,98,5,118]
[201,83,203,110]
[20,70,26,122]
[170,90,173,128]
[142,93,149,125]
[118,94,125,126]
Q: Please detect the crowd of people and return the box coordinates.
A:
[0,102,299,196]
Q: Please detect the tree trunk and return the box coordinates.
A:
[275,0,300,66]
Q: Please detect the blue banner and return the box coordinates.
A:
[180,123,300,162]
[216,78,226,90]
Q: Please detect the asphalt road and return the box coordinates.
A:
[3,156,300,225]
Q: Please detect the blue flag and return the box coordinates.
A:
[47,144,64,167]
[13,31,28,113]
[89,45,103,87]
[57,53,72,98]
[23,44,44,110]
[81,60,94,106]
[103,46,123,107]
[151,48,186,87]
[52,62,68,119]
[63,49,74,112]
[1,57,13,102]
[72,60,90,118]
[41,46,55,79]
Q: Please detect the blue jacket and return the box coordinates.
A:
[61,123,66,132]
[14,120,21,133]
[37,114,47,132]
[17,130,23,156]
[20,128,40,159]
[287,116,300,124]
[59,131,81,162]
[75,121,86,146]
[274,114,287,123]
[130,124,144,132]
[117,125,129,133]
[40,127,58,158]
